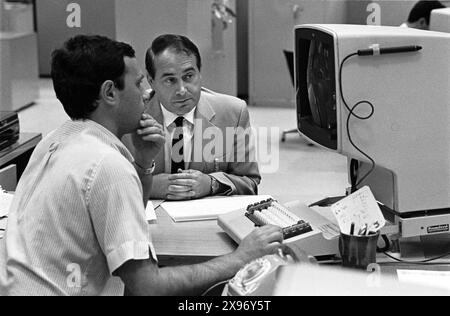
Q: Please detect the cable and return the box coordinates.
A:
[376,234,391,253]
[382,251,450,265]
[201,279,230,296]
[339,53,376,189]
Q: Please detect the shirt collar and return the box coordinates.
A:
[160,104,196,128]
[67,119,135,163]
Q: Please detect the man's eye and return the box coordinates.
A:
[165,78,176,85]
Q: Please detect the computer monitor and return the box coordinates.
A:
[430,8,450,32]
[295,24,450,238]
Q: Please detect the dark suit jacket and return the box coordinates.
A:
[125,88,261,196]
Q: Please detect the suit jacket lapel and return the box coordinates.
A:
[190,90,216,171]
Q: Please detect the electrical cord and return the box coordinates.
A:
[382,251,450,265]
[201,279,230,296]
[339,53,376,190]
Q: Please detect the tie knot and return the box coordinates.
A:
[174,116,184,128]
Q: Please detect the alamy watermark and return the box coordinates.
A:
[66,263,82,289]
[66,3,81,28]
[171,119,280,174]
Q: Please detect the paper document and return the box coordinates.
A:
[0,191,14,218]
[397,270,450,292]
[145,201,157,223]
[331,186,385,235]
[162,195,273,222]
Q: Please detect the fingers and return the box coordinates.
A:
[169,179,196,187]
[138,122,164,136]
[256,224,284,241]
[166,191,196,200]
[135,116,165,145]
[168,173,195,181]
[136,126,163,136]
[168,184,192,193]
[139,134,166,145]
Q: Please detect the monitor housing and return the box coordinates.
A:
[295,24,450,238]
[430,8,450,33]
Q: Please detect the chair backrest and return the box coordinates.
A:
[283,50,295,86]
[0,164,17,191]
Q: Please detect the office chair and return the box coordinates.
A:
[281,50,313,146]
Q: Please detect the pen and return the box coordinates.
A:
[350,222,355,235]
[358,224,368,236]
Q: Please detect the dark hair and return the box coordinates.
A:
[51,35,135,120]
[145,34,202,79]
[408,1,445,24]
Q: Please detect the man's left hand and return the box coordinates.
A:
[168,169,211,200]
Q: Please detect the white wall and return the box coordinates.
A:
[116,0,237,96]
[36,0,117,76]
[249,0,348,108]
[115,0,188,76]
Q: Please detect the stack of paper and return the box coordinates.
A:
[145,200,163,223]
[161,195,273,222]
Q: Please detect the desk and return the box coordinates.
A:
[150,203,450,274]
[0,133,42,180]
[150,207,236,266]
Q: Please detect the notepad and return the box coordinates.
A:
[161,195,274,222]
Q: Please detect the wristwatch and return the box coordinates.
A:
[134,160,156,175]
[210,176,220,195]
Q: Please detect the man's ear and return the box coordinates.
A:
[418,17,429,29]
[100,80,117,105]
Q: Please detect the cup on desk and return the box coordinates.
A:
[338,231,380,270]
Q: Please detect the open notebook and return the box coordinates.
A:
[161,195,273,222]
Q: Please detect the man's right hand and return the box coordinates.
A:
[233,225,284,265]
[132,113,165,165]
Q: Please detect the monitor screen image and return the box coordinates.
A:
[307,38,334,130]
[296,28,337,150]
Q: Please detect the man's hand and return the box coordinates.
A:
[132,113,165,166]
[234,225,284,265]
[166,169,211,200]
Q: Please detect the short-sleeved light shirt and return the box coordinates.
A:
[0,120,157,296]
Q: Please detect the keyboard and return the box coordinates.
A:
[245,198,313,239]
[218,199,340,257]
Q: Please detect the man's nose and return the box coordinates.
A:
[176,82,187,96]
